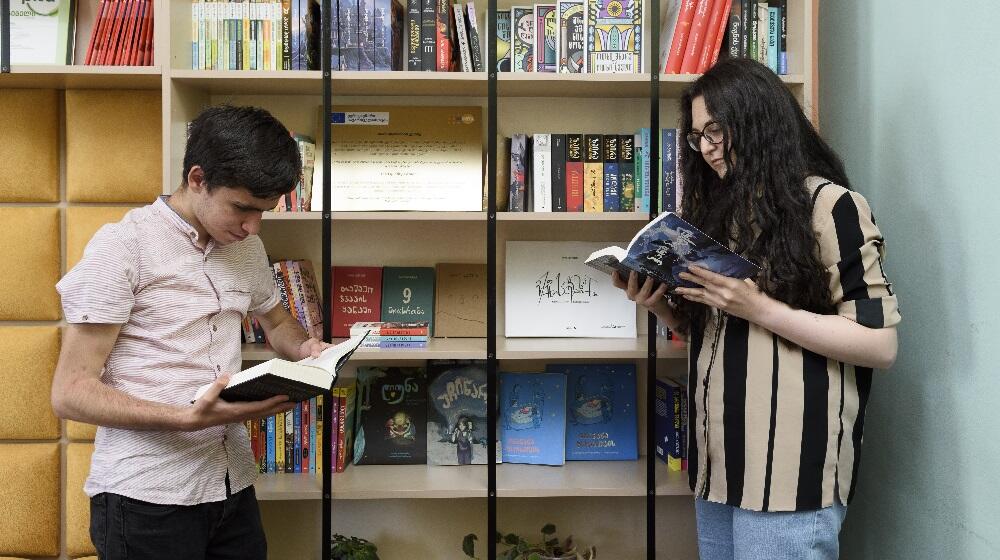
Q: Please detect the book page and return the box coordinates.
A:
[298,332,369,373]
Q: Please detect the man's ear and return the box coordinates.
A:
[186,166,207,193]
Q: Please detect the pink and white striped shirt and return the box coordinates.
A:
[56,196,280,505]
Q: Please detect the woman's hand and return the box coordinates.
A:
[612,270,671,317]
[675,266,773,322]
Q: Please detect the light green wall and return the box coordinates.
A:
[819,1,1000,558]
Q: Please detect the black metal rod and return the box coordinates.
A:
[321,0,333,557]
[486,0,498,558]
[646,0,662,556]
[1,0,11,73]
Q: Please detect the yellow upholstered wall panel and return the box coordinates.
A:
[66,443,96,558]
[0,327,60,439]
[0,207,61,320]
[0,443,60,556]
[66,90,162,203]
[67,420,98,441]
[66,206,135,270]
[0,89,59,202]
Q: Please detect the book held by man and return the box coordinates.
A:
[584,212,760,289]
[191,333,369,403]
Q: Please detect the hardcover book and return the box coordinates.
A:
[505,241,636,338]
[584,211,760,289]
[499,372,567,465]
[509,134,529,212]
[434,263,487,337]
[510,6,534,72]
[586,0,642,73]
[380,267,435,334]
[427,360,488,465]
[546,363,638,461]
[353,366,429,465]
[619,134,636,212]
[494,10,511,71]
[557,0,585,73]
[332,266,383,338]
[191,333,367,403]
[566,133,585,211]
[602,134,620,212]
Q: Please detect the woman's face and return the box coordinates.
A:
[691,95,728,179]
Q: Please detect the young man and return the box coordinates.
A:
[51,105,326,560]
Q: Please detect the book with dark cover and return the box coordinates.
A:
[499,372,567,465]
[407,0,422,69]
[466,2,484,72]
[546,363,638,461]
[509,134,528,211]
[584,211,760,289]
[374,0,392,70]
[341,0,362,69]
[427,360,488,465]
[353,366,429,465]
[191,334,367,403]
[603,134,620,212]
[550,134,567,211]
[359,0,376,70]
[420,0,437,69]
[380,266,435,334]
[619,134,635,212]
[566,133,584,211]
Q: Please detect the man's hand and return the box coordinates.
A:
[184,375,296,432]
[675,265,772,322]
[298,337,332,360]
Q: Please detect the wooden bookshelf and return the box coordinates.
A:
[0,65,162,89]
[256,473,323,501]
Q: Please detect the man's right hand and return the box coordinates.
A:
[183,375,296,431]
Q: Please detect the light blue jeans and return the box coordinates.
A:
[695,498,848,560]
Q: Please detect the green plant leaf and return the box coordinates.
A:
[528,554,543,560]
[503,533,520,546]
[463,534,478,558]
[541,523,556,536]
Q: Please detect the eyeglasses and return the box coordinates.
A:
[686,121,725,152]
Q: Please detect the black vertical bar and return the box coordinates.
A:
[321,0,333,557]
[1,0,10,73]
[646,0,661,557]
[486,0,497,558]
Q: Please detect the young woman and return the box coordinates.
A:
[614,58,900,559]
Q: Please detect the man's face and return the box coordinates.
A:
[194,186,282,245]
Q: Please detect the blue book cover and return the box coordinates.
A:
[602,134,620,212]
[499,372,567,465]
[660,128,676,213]
[293,402,302,472]
[546,363,638,461]
[309,397,317,473]
[266,414,276,473]
[653,378,683,469]
[358,0,376,70]
[427,360,488,465]
[584,211,761,290]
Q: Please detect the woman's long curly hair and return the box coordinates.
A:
[674,58,849,336]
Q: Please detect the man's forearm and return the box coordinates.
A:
[54,376,190,431]
[267,313,310,360]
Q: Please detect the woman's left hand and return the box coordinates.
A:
[675,266,773,322]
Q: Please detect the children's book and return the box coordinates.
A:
[353,366,428,465]
[499,372,567,465]
[546,363,638,461]
[191,333,368,403]
[427,360,488,465]
[584,212,759,290]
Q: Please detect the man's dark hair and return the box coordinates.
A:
[182,105,301,199]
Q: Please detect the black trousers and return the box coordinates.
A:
[90,484,267,560]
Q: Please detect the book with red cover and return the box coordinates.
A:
[696,0,731,73]
[566,133,585,212]
[331,266,383,337]
[664,0,699,73]
[84,0,108,64]
[680,0,714,74]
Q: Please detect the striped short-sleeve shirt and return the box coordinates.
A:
[688,177,901,512]
[56,196,280,506]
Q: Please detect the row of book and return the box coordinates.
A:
[505,129,685,213]
[654,378,688,470]
[84,0,155,66]
[271,133,317,212]
[661,0,789,75]
[400,0,485,72]
[248,395,324,473]
[495,0,642,74]
[191,0,317,71]
[241,259,325,344]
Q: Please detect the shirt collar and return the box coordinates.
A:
[154,195,214,251]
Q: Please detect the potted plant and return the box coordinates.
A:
[462,524,597,560]
[330,534,380,560]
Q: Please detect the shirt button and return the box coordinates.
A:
[82,314,89,321]
[212,325,218,332]
[216,365,221,372]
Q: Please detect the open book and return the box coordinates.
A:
[192,333,369,403]
[585,212,760,290]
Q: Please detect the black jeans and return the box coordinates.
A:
[90,485,266,560]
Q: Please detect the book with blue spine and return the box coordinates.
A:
[546,363,638,461]
[293,402,302,472]
[499,372,567,465]
[639,127,651,213]
[266,414,277,473]
[602,134,620,211]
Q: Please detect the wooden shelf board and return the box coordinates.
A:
[243,338,488,362]
[657,72,806,97]
[1,65,161,89]
[263,212,323,221]
[331,71,487,97]
[170,69,323,94]
[498,212,649,222]
[498,73,652,98]
[332,463,487,499]
[331,211,486,221]
[498,337,686,360]
[255,473,322,501]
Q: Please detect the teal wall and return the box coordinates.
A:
[819,1,1000,558]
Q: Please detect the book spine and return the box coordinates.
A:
[633,132,643,212]
[420,0,436,69]
[466,3,484,72]
[453,3,472,71]
[661,128,677,212]
[302,397,311,473]
[778,0,786,74]
[495,10,511,72]
[602,134,620,211]
[534,5,556,72]
[309,397,317,473]
[697,0,730,73]
[284,409,294,472]
[361,340,429,348]
[337,389,348,472]
[294,402,302,473]
[669,384,682,471]
[619,134,635,212]
[665,0,698,73]
[361,334,429,341]
[407,0,421,69]
[266,414,276,473]
[315,395,323,474]
[767,5,779,72]
[374,0,392,70]
[679,0,713,73]
[275,406,285,473]
[583,134,603,212]
[327,0,339,70]
[550,134,567,211]
[435,0,451,71]
[532,134,552,212]
[726,0,742,60]
[330,391,340,472]
[565,133,584,211]
[508,134,527,211]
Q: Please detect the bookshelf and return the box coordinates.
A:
[0,0,818,558]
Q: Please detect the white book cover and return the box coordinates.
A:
[532,133,552,212]
[505,241,636,338]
